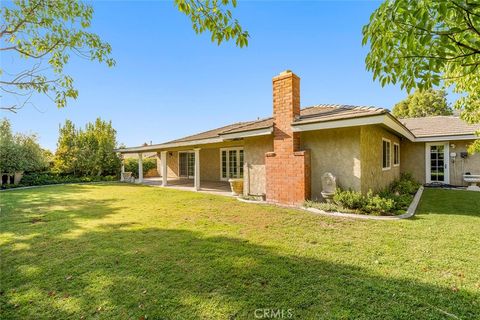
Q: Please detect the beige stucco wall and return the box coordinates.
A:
[402,139,480,186]
[450,140,480,186]
[243,135,273,196]
[301,127,362,200]
[400,141,426,183]
[200,148,220,181]
[360,125,401,193]
[166,151,179,178]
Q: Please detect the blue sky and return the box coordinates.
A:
[3,0,413,151]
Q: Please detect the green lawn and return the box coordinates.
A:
[1,184,479,319]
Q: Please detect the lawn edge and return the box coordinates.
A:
[302,186,424,220]
[0,181,120,192]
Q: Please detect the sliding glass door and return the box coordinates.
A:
[179,151,195,179]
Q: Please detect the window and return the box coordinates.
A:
[382,139,391,170]
[220,148,244,180]
[393,143,400,166]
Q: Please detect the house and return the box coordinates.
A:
[115,71,480,205]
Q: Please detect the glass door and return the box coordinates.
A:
[426,143,449,184]
[220,148,244,181]
[179,152,195,179]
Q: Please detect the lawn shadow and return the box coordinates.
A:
[1,225,478,319]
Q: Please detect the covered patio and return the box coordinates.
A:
[141,177,232,196]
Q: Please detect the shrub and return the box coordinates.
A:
[304,200,358,214]
[3,172,117,189]
[124,158,157,178]
[333,189,366,209]
[389,173,420,195]
[363,191,395,215]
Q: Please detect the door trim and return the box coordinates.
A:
[425,142,449,184]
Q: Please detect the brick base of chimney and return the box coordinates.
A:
[265,150,311,205]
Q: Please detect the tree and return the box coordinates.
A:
[1,0,247,113]
[54,119,78,174]
[362,0,480,152]
[392,89,453,118]
[0,118,47,173]
[54,118,121,176]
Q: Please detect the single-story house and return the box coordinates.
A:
[115,71,480,204]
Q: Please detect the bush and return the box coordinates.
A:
[3,172,117,189]
[304,200,357,214]
[124,158,157,178]
[333,189,366,209]
[362,191,395,215]
[389,173,420,195]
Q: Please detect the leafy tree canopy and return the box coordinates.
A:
[363,0,480,152]
[54,118,121,176]
[1,0,247,112]
[0,118,48,173]
[392,89,453,118]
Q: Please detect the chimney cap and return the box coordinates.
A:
[280,70,292,75]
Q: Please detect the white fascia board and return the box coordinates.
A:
[220,127,273,140]
[115,137,224,153]
[291,114,386,132]
[383,115,416,141]
[414,134,478,142]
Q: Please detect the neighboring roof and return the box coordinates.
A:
[401,116,480,137]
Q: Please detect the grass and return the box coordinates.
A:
[1,184,479,319]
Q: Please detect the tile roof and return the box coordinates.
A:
[166,104,388,142]
[295,104,387,124]
[117,106,479,153]
[400,116,480,137]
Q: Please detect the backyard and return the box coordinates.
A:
[1,184,479,319]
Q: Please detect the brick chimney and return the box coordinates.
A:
[265,71,310,204]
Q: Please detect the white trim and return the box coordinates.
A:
[161,151,167,186]
[194,148,201,191]
[291,114,416,141]
[382,138,391,171]
[393,142,400,167]
[220,127,273,140]
[115,137,224,154]
[137,153,143,183]
[425,142,450,184]
[219,147,244,181]
[414,134,477,142]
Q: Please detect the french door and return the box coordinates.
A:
[220,148,244,181]
[179,151,195,179]
[426,143,449,184]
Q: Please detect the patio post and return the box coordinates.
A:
[161,151,168,186]
[120,154,125,181]
[194,148,201,191]
[138,152,143,183]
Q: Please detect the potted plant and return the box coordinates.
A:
[228,178,244,196]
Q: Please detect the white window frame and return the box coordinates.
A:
[220,147,244,181]
[393,142,400,167]
[382,138,391,171]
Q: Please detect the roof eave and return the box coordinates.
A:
[292,113,416,141]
